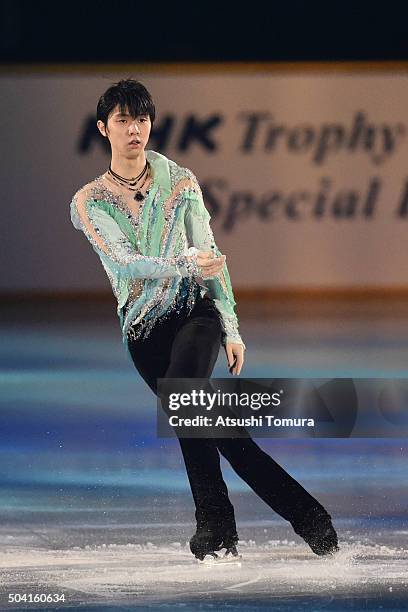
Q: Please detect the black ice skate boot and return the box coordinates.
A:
[291,508,339,556]
[189,514,239,561]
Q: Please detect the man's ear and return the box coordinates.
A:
[97,120,107,137]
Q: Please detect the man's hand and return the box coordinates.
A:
[225,342,245,376]
[193,250,226,279]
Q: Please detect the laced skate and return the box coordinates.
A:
[189,518,240,562]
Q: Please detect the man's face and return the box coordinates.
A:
[97,104,152,156]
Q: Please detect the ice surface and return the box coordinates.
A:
[0,521,407,611]
[1,299,408,610]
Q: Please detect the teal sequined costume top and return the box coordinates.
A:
[70,150,245,356]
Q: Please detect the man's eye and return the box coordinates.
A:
[140,117,148,122]
[119,119,127,123]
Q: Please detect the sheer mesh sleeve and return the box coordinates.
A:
[70,187,199,281]
[183,172,245,349]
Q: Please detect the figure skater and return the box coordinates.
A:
[70,78,339,561]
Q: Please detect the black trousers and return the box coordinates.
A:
[126,293,327,529]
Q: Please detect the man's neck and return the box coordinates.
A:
[110,152,147,179]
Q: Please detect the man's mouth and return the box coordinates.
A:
[129,139,141,145]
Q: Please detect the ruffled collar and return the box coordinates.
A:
[145,150,172,198]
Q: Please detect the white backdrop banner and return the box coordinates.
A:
[2,69,408,291]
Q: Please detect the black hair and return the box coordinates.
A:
[96,78,156,128]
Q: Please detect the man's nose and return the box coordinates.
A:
[129,122,140,134]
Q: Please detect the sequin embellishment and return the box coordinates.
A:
[69,152,245,349]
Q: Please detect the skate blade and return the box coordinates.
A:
[198,550,242,566]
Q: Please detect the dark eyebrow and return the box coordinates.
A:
[114,112,148,118]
